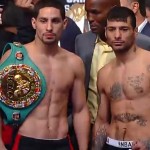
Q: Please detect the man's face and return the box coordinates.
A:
[32,7,67,45]
[85,0,119,35]
[105,17,137,52]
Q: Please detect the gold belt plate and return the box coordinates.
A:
[0,64,41,108]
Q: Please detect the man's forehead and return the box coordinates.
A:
[86,0,118,6]
[38,7,61,17]
[106,18,131,27]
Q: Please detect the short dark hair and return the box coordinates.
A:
[107,6,136,29]
[32,0,65,20]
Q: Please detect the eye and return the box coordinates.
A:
[90,9,101,15]
[107,27,115,32]
[121,28,129,31]
[39,19,47,23]
[52,18,61,24]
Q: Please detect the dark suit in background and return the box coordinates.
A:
[141,21,150,37]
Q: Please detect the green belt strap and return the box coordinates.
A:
[0,42,47,125]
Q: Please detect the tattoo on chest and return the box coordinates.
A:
[109,82,122,100]
[114,113,147,126]
[93,125,107,150]
[127,73,144,93]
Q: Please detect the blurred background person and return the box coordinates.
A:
[0,0,81,56]
[145,0,150,22]
[120,0,150,37]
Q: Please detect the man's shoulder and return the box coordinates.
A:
[136,33,150,50]
[98,59,115,76]
[63,48,83,60]
[137,33,150,41]
[76,31,96,40]
[63,50,84,72]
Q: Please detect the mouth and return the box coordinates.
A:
[90,25,98,32]
[113,41,124,46]
[44,33,55,38]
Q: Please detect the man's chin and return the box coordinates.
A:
[90,28,99,34]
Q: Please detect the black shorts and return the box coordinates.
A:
[12,134,74,150]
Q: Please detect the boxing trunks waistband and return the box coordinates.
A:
[12,134,74,150]
[0,42,46,125]
[106,137,133,149]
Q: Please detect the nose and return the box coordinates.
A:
[46,21,52,31]
[114,29,121,39]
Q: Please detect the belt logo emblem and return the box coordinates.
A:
[0,64,41,108]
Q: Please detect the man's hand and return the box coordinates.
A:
[0,8,3,25]
[132,141,147,150]
[14,0,34,9]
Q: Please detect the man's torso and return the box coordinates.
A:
[101,49,150,141]
[17,43,77,139]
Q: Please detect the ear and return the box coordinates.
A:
[134,27,138,35]
[131,2,139,14]
[105,27,107,39]
[31,17,36,29]
[63,17,68,30]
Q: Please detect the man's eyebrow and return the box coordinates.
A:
[107,25,129,28]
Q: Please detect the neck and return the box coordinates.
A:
[33,39,59,56]
[98,31,107,42]
[136,13,145,27]
[115,45,137,65]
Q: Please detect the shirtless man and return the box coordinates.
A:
[0,0,90,150]
[92,6,150,150]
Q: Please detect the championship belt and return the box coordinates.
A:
[0,42,46,125]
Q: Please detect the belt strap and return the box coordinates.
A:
[0,42,47,125]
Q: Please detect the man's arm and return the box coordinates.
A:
[14,0,34,9]
[92,69,111,150]
[0,51,12,150]
[0,8,3,25]
[0,112,7,150]
[71,56,90,150]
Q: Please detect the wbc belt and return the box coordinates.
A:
[0,42,46,125]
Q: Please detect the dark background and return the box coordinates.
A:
[59,0,85,11]
[0,0,85,11]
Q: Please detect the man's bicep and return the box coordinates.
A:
[93,71,110,135]
[71,59,86,113]
[97,74,110,124]
[97,91,110,123]
[92,91,110,149]
[0,50,11,63]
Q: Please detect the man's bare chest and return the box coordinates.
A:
[105,70,150,100]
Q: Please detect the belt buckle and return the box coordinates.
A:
[0,64,41,108]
